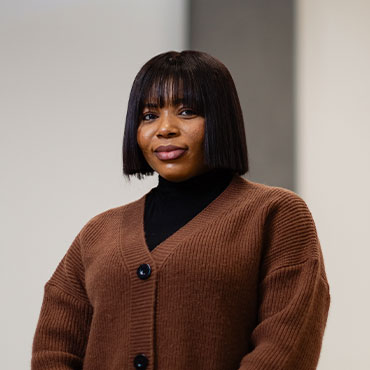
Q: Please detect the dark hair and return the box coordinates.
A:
[122,50,249,180]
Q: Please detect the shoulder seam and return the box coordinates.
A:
[263,257,311,277]
[261,257,326,282]
[45,282,92,307]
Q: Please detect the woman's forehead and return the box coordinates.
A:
[144,80,183,99]
[141,76,202,110]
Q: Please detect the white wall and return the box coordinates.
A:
[296,1,370,369]
[0,1,188,368]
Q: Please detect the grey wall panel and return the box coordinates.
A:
[190,0,294,189]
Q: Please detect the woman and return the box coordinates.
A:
[31,50,330,370]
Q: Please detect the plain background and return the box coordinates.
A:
[190,0,296,190]
[1,0,369,369]
[0,0,188,368]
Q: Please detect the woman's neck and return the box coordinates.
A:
[156,168,235,196]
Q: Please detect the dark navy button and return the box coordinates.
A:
[133,353,148,369]
[136,263,151,280]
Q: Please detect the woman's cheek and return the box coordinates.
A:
[137,126,150,153]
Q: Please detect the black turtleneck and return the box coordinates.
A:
[144,168,235,252]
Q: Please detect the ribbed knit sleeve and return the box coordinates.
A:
[31,232,93,369]
[238,190,331,370]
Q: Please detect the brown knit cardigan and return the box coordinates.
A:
[31,174,330,370]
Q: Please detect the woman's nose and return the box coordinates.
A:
[156,113,179,138]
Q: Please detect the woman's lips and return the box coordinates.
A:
[154,148,187,160]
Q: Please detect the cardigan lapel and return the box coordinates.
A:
[119,173,248,273]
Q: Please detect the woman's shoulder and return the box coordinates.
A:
[241,178,319,251]
[77,195,145,243]
[237,176,311,214]
[235,177,318,239]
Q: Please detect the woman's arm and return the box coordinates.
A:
[238,191,331,370]
[31,232,93,369]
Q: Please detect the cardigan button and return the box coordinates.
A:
[137,263,151,280]
[133,353,148,369]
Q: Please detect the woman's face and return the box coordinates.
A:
[137,100,209,182]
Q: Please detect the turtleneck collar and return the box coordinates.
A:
[156,168,235,196]
[144,168,236,251]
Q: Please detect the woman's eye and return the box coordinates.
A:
[179,109,196,117]
[142,113,157,121]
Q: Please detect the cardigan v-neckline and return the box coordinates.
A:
[119,173,248,273]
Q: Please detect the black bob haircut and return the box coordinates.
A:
[122,50,249,180]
